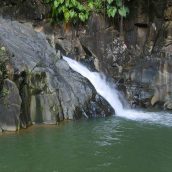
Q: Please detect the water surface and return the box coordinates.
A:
[0,117,172,172]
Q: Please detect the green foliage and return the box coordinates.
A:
[106,0,129,17]
[45,0,129,24]
[87,0,103,12]
[45,0,89,24]
[87,0,129,17]
[0,46,8,82]
[118,6,129,17]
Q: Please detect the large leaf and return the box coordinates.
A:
[64,10,70,22]
[79,13,86,22]
[53,0,59,8]
[107,6,117,17]
[88,2,94,9]
[118,6,127,17]
[65,0,69,7]
[71,0,77,6]
[69,10,76,18]
[77,3,85,11]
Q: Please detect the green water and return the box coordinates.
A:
[0,117,172,172]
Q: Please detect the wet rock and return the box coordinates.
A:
[87,94,114,117]
[54,60,93,119]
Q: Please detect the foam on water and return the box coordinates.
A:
[63,56,172,126]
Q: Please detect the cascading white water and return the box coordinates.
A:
[63,56,172,126]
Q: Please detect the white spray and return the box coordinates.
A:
[63,56,172,126]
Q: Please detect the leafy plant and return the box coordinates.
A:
[45,0,129,24]
[87,0,103,13]
[45,0,89,24]
[106,0,129,18]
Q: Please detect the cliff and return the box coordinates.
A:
[0,0,172,131]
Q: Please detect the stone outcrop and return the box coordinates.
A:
[0,18,113,131]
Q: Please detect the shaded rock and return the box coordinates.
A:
[87,13,108,35]
[80,13,119,73]
[30,93,59,124]
[164,6,172,20]
[0,79,21,131]
[0,0,50,21]
[129,62,157,84]
[55,37,86,60]
[87,94,114,117]
[18,71,32,128]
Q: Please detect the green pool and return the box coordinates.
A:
[0,116,172,172]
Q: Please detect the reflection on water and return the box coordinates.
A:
[0,117,172,172]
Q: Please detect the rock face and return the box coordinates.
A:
[0,79,21,131]
[122,1,172,109]
[80,13,119,74]
[0,18,113,131]
[75,1,172,111]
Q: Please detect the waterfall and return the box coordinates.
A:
[63,56,172,126]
